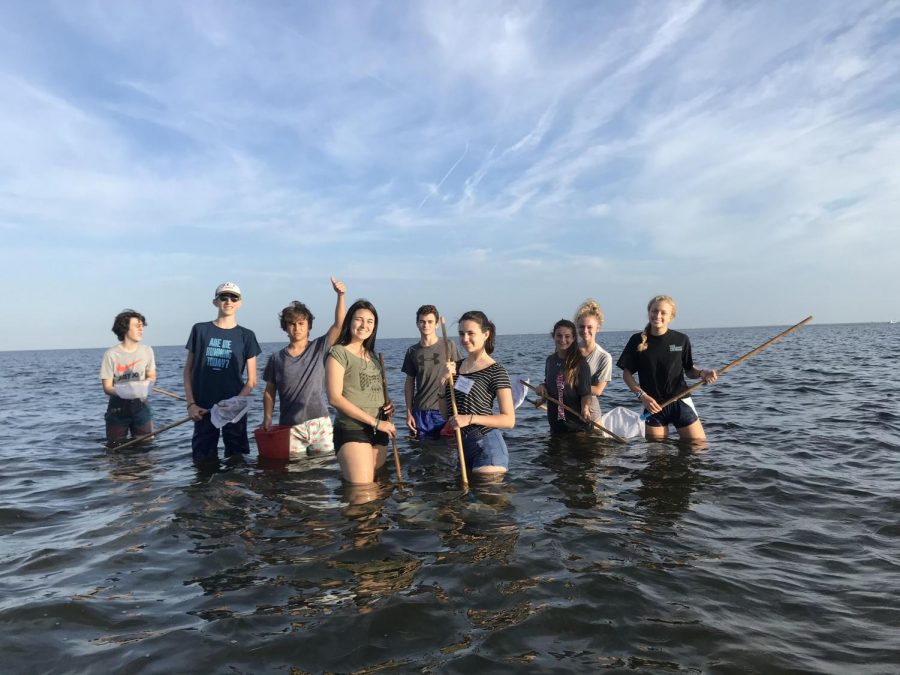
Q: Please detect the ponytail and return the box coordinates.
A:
[637,323,651,352]
[459,310,497,354]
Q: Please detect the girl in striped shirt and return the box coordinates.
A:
[440,311,515,475]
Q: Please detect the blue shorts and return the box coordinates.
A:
[413,409,447,440]
[462,429,509,471]
[192,414,249,462]
[645,398,699,429]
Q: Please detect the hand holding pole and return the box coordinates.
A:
[440,317,469,489]
[522,380,627,444]
[378,353,404,485]
[644,315,814,418]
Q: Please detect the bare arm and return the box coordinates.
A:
[183,352,206,420]
[623,368,660,414]
[326,355,395,437]
[240,356,257,396]
[262,380,276,431]
[438,385,450,420]
[437,360,457,419]
[689,366,718,383]
[452,387,516,431]
[145,353,157,383]
[590,381,608,397]
[580,394,592,421]
[404,375,417,432]
[325,276,347,347]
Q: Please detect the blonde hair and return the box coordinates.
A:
[637,295,677,352]
[574,298,604,328]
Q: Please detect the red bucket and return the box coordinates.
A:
[254,425,292,460]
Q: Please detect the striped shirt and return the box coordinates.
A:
[444,360,511,438]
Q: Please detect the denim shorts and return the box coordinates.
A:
[412,409,448,440]
[645,397,699,429]
[105,397,153,442]
[462,429,509,471]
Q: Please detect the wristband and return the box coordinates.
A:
[372,419,379,432]
[633,390,644,400]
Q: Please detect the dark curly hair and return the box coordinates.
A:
[279,301,315,332]
[111,309,147,341]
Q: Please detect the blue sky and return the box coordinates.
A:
[1,1,898,351]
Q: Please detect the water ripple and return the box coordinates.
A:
[1,325,898,673]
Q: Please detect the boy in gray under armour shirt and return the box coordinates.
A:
[402,304,460,440]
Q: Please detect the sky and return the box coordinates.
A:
[1,0,898,351]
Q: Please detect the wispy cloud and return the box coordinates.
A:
[0,0,897,348]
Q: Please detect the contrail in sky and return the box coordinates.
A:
[419,143,469,208]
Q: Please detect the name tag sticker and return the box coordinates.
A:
[454,376,475,394]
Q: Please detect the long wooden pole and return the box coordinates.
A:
[654,315,814,410]
[522,380,627,444]
[526,397,547,411]
[153,386,185,401]
[378,353,404,486]
[109,414,194,451]
[440,318,469,488]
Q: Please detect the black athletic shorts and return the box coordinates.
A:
[333,424,389,452]
[644,399,699,429]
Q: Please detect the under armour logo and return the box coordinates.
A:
[418,352,442,366]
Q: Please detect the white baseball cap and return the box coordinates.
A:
[214,282,242,298]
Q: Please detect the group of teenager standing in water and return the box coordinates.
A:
[100,278,717,487]
[536,297,718,442]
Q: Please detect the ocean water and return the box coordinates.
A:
[0,323,898,674]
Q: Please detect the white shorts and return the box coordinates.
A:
[290,416,334,456]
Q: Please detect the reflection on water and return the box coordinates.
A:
[538,433,610,510]
[631,446,709,526]
[105,446,159,483]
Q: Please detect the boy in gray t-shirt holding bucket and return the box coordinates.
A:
[260,276,346,456]
[402,304,460,439]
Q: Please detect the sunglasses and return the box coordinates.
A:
[217,294,241,302]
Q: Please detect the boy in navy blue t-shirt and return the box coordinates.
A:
[183,282,261,463]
